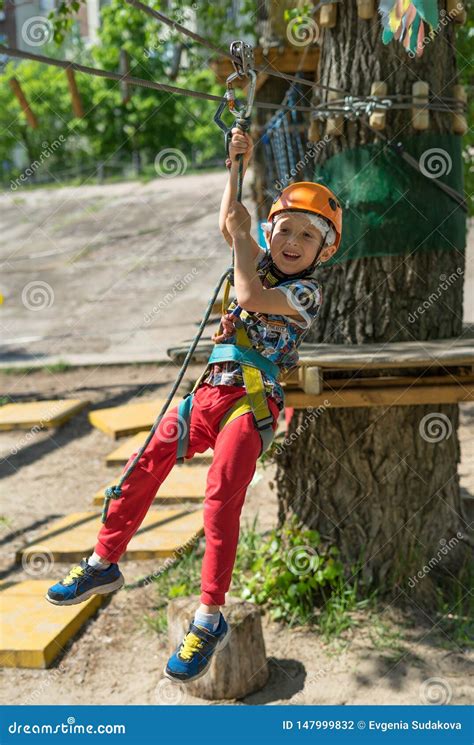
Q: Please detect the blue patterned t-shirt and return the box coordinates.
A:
[200,247,323,410]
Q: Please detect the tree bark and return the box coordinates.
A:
[272,1,469,595]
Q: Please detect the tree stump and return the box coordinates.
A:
[166,595,269,700]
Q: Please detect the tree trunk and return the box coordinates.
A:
[272,1,469,595]
[166,595,268,700]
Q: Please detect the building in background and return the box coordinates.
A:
[0,0,107,55]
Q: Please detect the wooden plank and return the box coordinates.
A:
[297,338,474,369]
[9,77,38,128]
[88,398,181,438]
[0,399,88,430]
[0,580,103,668]
[66,67,84,118]
[210,46,319,85]
[324,374,474,389]
[93,466,208,505]
[105,431,213,466]
[286,383,474,409]
[18,509,203,563]
[167,337,474,370]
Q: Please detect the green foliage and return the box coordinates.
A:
[143,515,365,640]
[233,515,353,629]
[1,0,226,185]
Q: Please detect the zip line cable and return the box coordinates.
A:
[0,45,316,113]
[1,46,464,117]
[123,0,350,96]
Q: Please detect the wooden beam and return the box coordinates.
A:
[210,46,319,87]
[297,337,474,369]
[286,384,474,409]
[9,78,38,128]
[167,337,474,371]
[323,374,474,389]
[66,67,84,118]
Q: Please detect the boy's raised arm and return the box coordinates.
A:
[219,128,261,259]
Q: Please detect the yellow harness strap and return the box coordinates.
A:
[193,275,276,454]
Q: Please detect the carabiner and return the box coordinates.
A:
[213,40,257,157]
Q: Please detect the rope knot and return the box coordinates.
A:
[105,485,122,499]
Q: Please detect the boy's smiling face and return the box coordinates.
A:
[265,211,336,274]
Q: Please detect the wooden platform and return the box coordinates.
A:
[105,431,213,467]
[210,46,319,88]
[0,399,88,430]
[0,579,103,668]
[18,509,204,562]
[93,466,208,505]
[168,337,474,408]
[89,398,181,438]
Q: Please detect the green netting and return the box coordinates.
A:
[315,133,467,265]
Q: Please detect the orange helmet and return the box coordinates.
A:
[267,182,342,253]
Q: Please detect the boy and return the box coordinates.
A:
[46,128,342,684]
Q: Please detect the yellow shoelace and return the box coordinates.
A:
[62,564,85,586]
[178,631,205,662]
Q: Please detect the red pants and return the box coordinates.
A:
[95,383,280,606]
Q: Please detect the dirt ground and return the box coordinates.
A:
[0,364,472,706]
[1,173,472,366]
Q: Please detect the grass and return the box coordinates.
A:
[140,515,474,671]
[1,361,71,375]
[143,516,375,643]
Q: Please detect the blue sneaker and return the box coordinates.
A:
[45,558,124,606]
[164,612,231,683]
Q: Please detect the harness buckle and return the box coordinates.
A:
[254,414,275,431]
